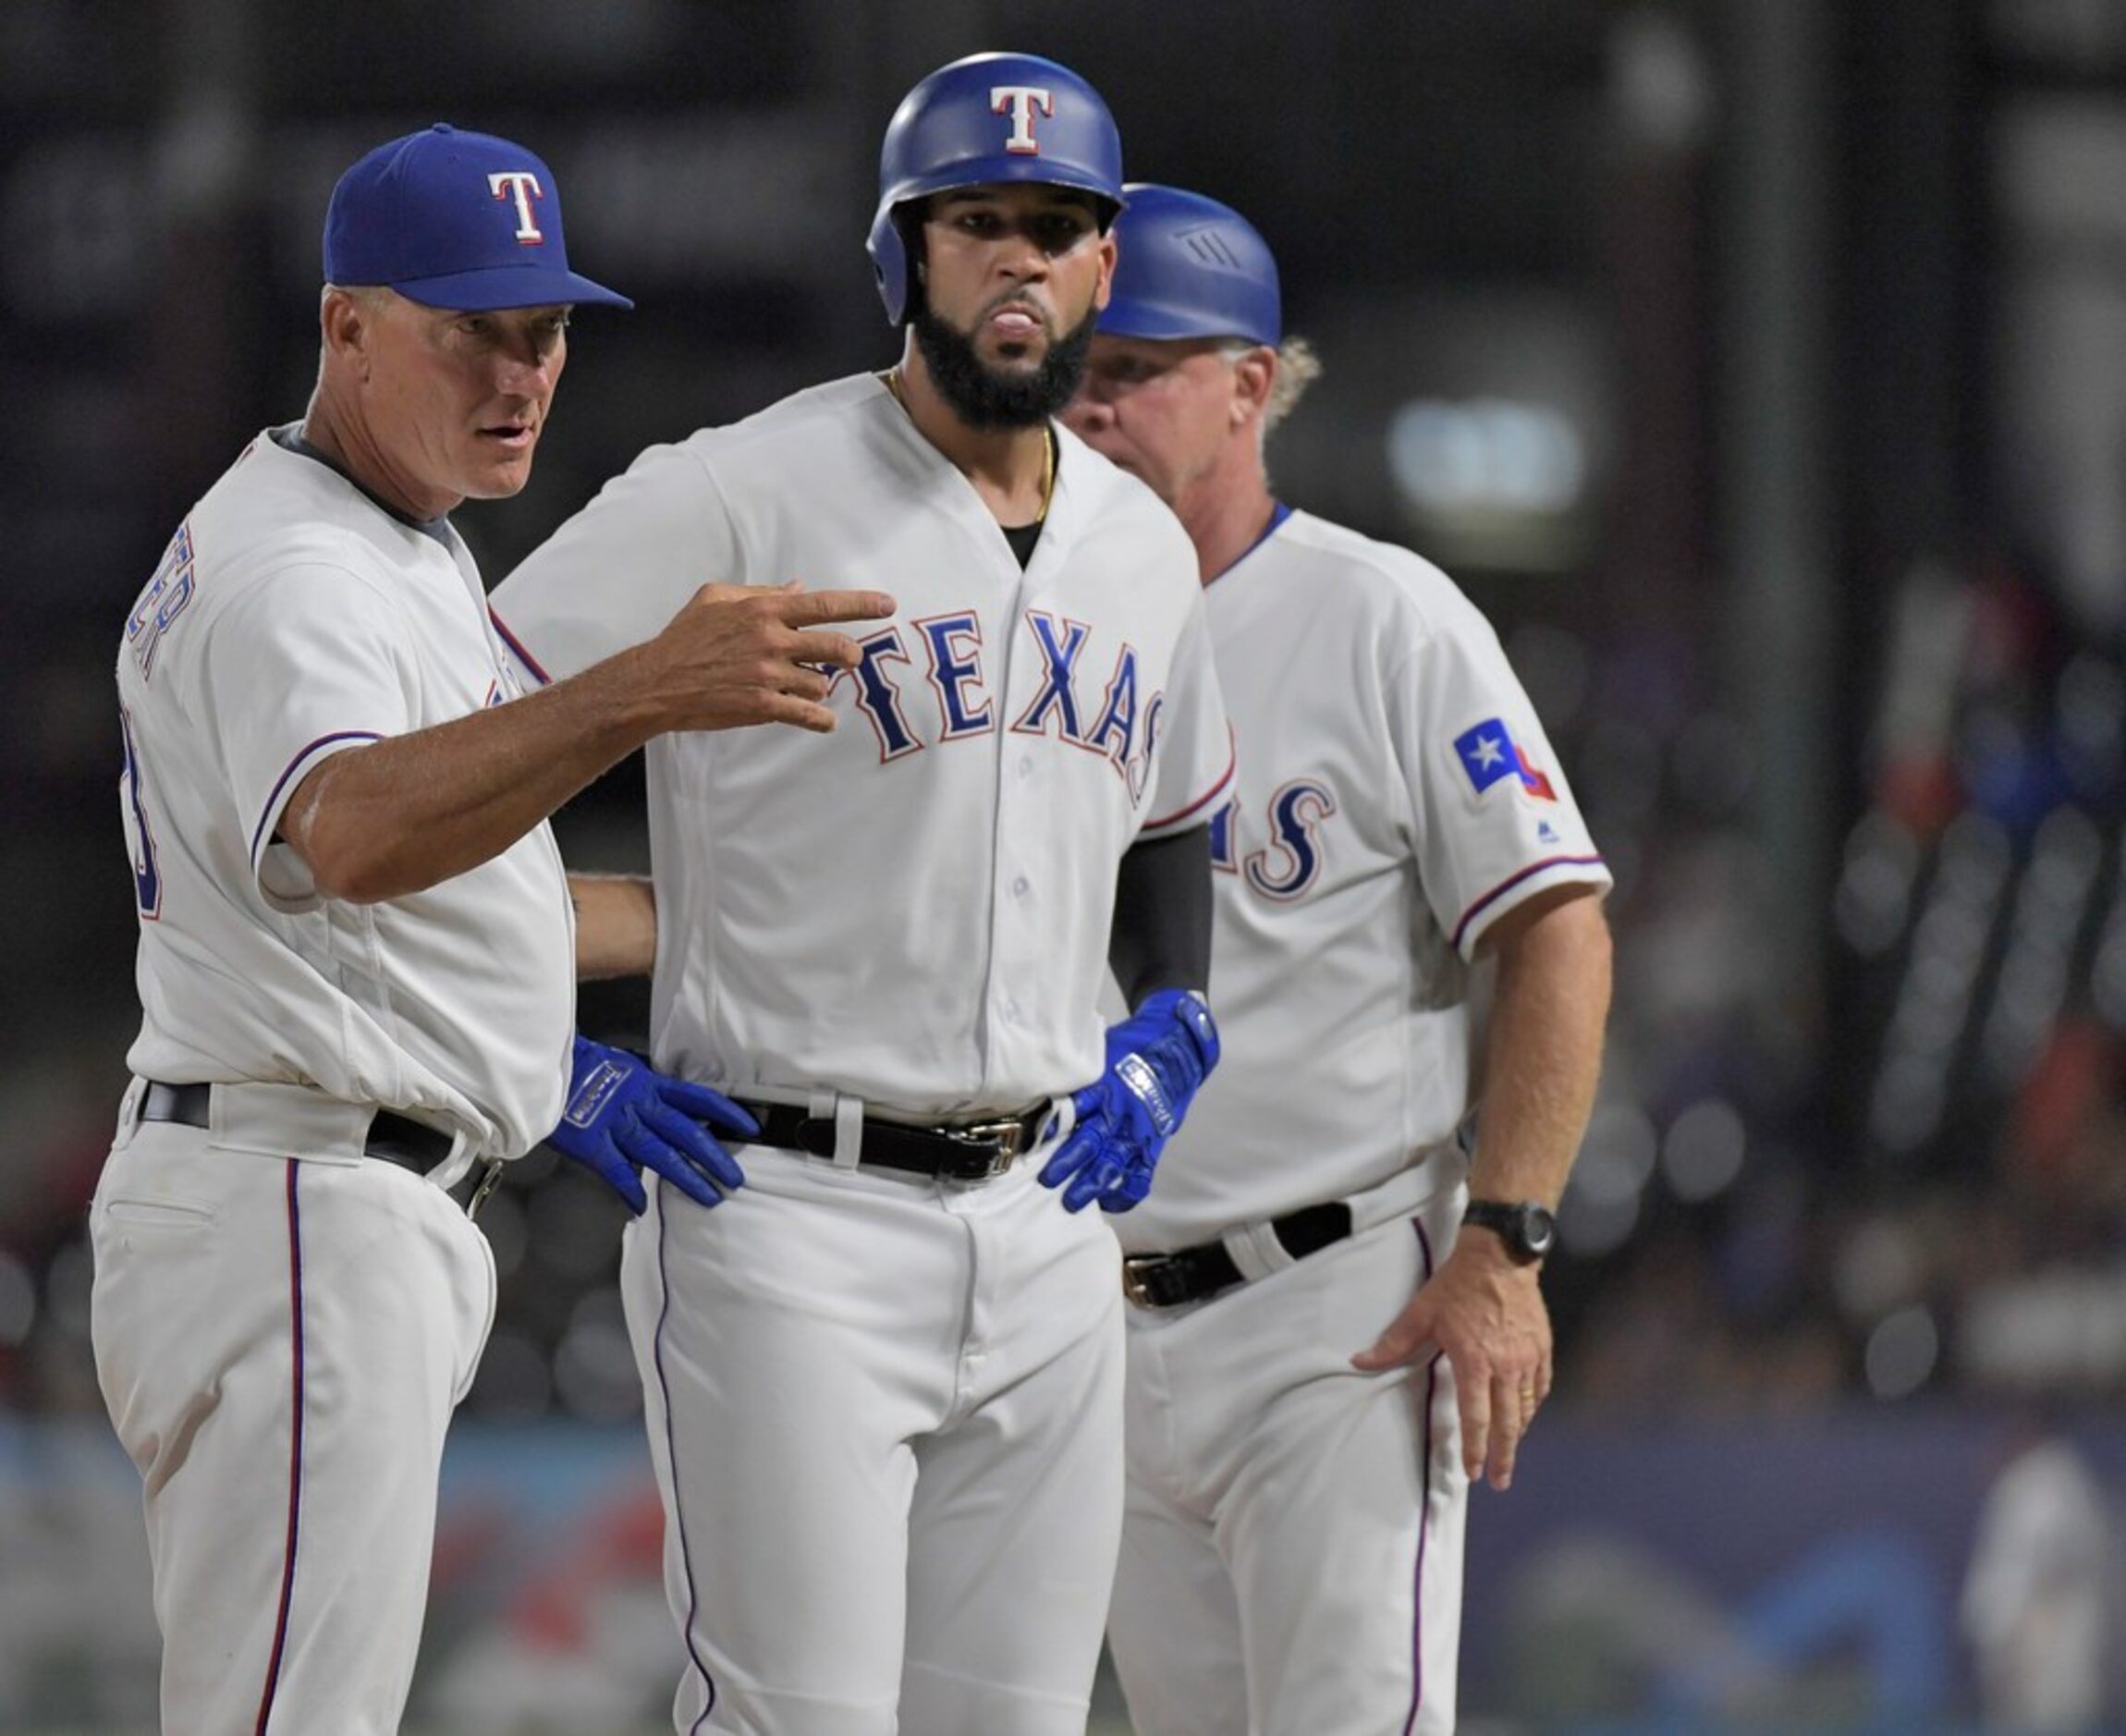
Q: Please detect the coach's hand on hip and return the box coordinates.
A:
[1351,1231,1553,1494]
[629,579,896,735]
[544,1035,758,1215]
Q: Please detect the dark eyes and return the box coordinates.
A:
[952,210,1094,249]
[453,316,568,346]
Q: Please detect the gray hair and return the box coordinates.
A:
[322,282,391,310]
[1222,335,1322,436]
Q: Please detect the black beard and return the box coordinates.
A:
[910,299,1097,430]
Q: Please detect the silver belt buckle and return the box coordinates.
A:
[941,1098,1051,1178]
[948,1117,1026,1178]
[1120,1255,1160,1308]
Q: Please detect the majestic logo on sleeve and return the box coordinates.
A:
[991,85,1055,153]
[1454,716,1555,801]
[487,170,547,243]
[833,606,1158,798]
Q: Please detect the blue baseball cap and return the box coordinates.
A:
[323,123,631,312]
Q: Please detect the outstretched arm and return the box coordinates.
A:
[284,582,894,904]
[1353,883,1611,1490]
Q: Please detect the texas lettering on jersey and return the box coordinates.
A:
[834,605,1164,801]
[1209,775,1339,901]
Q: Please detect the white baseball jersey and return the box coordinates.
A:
[1107,506,1608,1736]
[490,373,1232,1115]
[494,373,1228,1734]
[1118,507,1609,1253]
[97,424,555,1736]
[116,428,575,1158]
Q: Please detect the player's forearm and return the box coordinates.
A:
[572,872,657,980]
[1107,825,1214,1004]
[284,654,674,904]
[1467,887,1611,1205]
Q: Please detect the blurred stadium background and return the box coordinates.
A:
[8,0,2126,1729]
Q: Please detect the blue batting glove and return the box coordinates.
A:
[1040,989,1219,1214]
[544,1035,758,1215]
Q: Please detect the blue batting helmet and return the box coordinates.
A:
[1098,183,1281,348]
[867,51,1127,325]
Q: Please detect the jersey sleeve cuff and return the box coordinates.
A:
[1140,738,1237,837]
[1451,854,1611,958]
[249,729,385,885]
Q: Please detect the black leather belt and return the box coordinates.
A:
[732,1097,1050,1183]
[138,1081,455,1172]
[1122,1201,1354,1309]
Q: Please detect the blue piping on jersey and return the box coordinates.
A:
[250,731,385,863]
[1143,733,1236,833]
[1206,499,1292,588]
[489,611,552,688]
[1450,855,1607,954]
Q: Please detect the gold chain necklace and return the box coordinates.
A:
[884,367,1056,523]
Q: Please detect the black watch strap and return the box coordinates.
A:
[1461,1198,1557,1264]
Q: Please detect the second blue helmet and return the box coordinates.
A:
[1097,183,1281,348]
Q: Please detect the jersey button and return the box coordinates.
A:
[1017,756,1033,778]
[1011,875,1031,899]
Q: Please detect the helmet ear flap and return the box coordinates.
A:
[865,201,931,327]
[867,202,911,325]
[898,203,927,278]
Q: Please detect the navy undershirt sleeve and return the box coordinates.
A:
[1108,823,1214,1006]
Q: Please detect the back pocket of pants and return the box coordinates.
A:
[103,1198,216,1229]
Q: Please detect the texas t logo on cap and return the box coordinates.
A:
[486,170,546,244]
[323,123,630,312]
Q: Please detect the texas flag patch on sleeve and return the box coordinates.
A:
[1454,717,1557,801]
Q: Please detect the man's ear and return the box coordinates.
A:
[320,287,378,376]
[1093,229,1118,312]
[1231,346,1276,427]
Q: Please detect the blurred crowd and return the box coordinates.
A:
[1549,554,2126,1427]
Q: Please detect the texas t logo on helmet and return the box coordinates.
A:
[991,84,1054,153]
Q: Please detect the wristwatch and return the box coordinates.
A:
[1461,1199,1557,1265]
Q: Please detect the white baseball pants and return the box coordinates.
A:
[90,1094,494,1736]
[621,1150,1124,1736]
[1106,1190,1470,1736]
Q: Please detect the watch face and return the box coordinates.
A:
[1468,1200,1557,1262]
